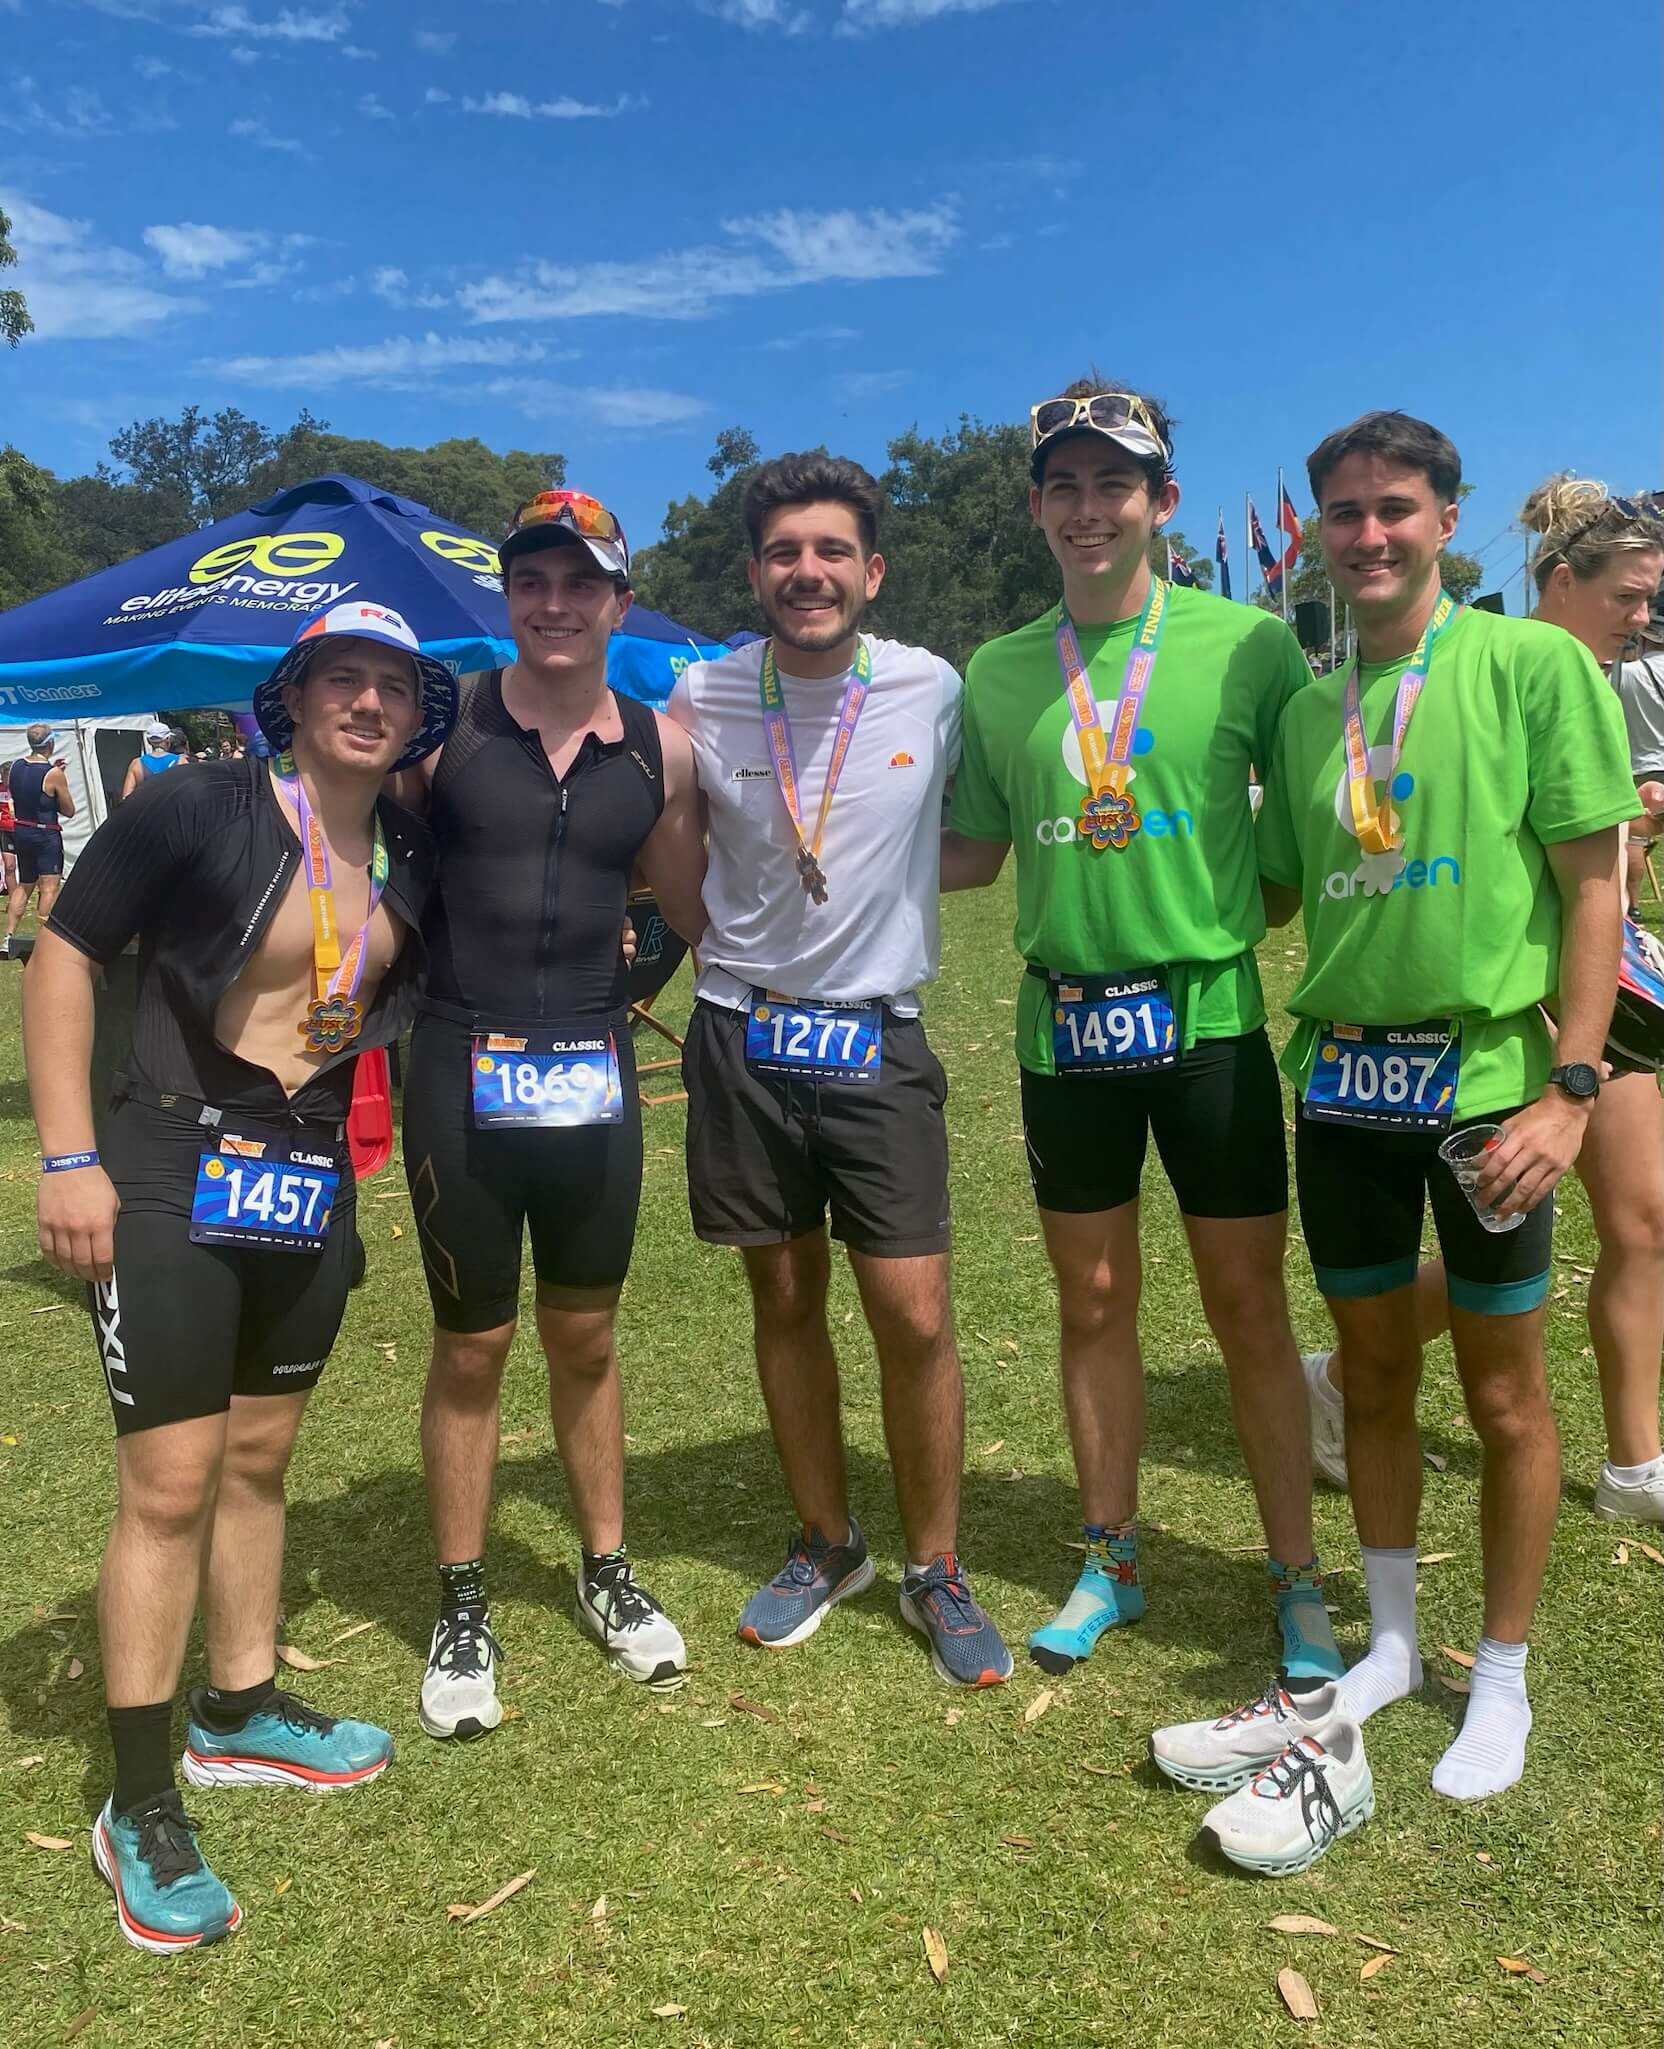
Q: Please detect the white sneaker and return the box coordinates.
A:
[1150,1677,1346,1793]
[1593,1462,1664,1525]
[1202,1719,1373,1876]
[418,1610,504,1740]
[1302,1350,1349,1490]
[576,1559,688,1688]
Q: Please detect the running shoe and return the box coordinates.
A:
[576,1557,688,1687]
[419,1608,504,1741]
[1593,1462,1664,1525]
[899,1555,1014,1688]
[1150,1676,1346,1793]
[1302,1350,1349,1490]
[1201,1720,1373,1876]
[92,1792,242,1955]
[182,1688,392,1792]
[1029,1552,1144,1676]
[738,1520,876,1649]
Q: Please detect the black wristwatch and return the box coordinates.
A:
[1548,1061,1601,1102]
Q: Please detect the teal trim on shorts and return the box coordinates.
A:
[1446,1267,1551,1317]
[1313,1255,1420,1300]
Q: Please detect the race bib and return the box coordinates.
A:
[744,994,882,1084]
[189,1138,339,1254]
[1303,1020,1459,1130]
[470,1032,624,1129]
[1050,969,1178,1075]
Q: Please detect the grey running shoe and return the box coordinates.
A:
[738,1520,876,1648]
[1303,1350,1350,1490]
[899,1555,1014,1687]
[576,1557,688,1688]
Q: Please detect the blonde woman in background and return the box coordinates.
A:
[1305,477,1664,1523]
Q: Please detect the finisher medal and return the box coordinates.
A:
[277,753,387,1059]
[299,995,364,1055]
[1055,575,1169,855]
[1079,789,1141,851]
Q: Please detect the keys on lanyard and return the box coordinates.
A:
[1055,577,1169,852]
[278,756,388,1055]
[758,640,873,905]
[1302,1020,1461,1130]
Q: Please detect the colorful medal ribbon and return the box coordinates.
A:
[1055,576,1169,851]
[758,637,874,905]
[276,753,388,1054]
[1340,589,1460,856]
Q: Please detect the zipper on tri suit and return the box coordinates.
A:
[534,783,570,1015]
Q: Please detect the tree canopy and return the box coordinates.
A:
[0,206,31,350]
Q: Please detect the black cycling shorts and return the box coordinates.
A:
[681,999,951,1257]
[401,1007,643,1331]
[14,827,64,885]
[1019,1026,1290,1218]
[1294,1101,1553,1315]
[92,1093,355,1437]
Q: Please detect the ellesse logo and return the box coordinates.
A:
[888,751,915,769]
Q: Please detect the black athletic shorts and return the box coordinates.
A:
[681,998,951,1257]
[14,826,64,885]
[1018,1026,1289,1218]
[402,1006,642,1331]
[92,1090,355,1437]
[1294,1101,1553,1315]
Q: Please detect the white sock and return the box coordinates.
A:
[1432,1637,1532,1801]
[1604,1456,1664,1487]
[1336,1546,1422,1722]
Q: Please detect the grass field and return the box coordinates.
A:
[1,879,1660,2049]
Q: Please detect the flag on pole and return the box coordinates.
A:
[1277,481,1302,580]
[1215,510,1232,601]
[1249,499,1281,599]
[1165,535,1197,587]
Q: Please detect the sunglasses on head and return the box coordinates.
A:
[1029,390,1167,455]
[511,490,623,543]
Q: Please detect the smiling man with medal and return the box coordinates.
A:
[943,377,1347,1717]
[669,452,1014,1690]
[1256,411,1637,1805]
[23,599,450,1953]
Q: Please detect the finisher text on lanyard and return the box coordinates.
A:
[759,639,873,905]
[1055,576,1169,852]
[277,754,388,1055]
[1339,589,1460,884]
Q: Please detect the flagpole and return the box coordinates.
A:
[1277,466,1291,624]
[1328,579,1338,673]
[1165,536,1174,582]
[1244,494,1252,605]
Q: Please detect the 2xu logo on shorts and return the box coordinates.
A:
[94,1277,134,1409]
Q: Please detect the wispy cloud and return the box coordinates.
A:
[837,0,1014,30]
[368,264,449,310]
[701,0,812,30]
[414,27,457,52]
[207,331,549,389]
[831,368,909,400]
[0,76,173,139]
[462,202,959,325]
[0,191,190,341]
[359,92,395,120]
[487,378,710,431]
[763,324,862,350]
[142,221,267,278]
[424,87,451,103]
[229,115,311,157]
[192,5,351,42]
[460,91,641,119]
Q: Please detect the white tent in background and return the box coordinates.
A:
[0,712,162,870]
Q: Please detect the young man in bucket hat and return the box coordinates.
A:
[23,599,452,1953]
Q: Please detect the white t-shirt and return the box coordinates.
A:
[1615,651,1664,777]
[668,634,962,1013]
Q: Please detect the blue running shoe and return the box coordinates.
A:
[739,1520,876,1648]
[1029,1550,1145,1676]
[1269,1558,1345,1685]
[92,1792,241,1955]
[899,1555,1014,1687]
[181,1688,393,1794]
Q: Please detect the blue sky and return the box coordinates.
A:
[2,0,1659,607]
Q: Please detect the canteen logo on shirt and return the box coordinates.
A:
[1037,702,1193,844]
[1324,747,1461,900]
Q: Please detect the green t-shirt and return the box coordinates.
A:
[1256,608,1638,1119]
[952,584,1311,1074]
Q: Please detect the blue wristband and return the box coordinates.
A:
[42,1150,99,1173]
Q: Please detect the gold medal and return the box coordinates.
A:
[299,995,364,1054]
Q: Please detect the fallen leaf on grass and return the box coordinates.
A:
[1423,1451,1448,1472]
[24,1832,72,1851]
[275,1645,334,1673]
[389,1224,404,1240]
[1021,1689,1055,1725]
[736,1783,784,1796]
[652,2005,687,2020]
[274,1877,292,1894]
[1497,1956,1546,1984]
[1420,1551,1457,1565]
[1277,1967,1318,2020]
[1615,1543,1631,1566]
[0,1916,28,1932]
[923,1927,949,1984]
[1266,1914,1340,1936]
[64,1659,83,1681]
[820,1826,852,1845]
[1000,1834,1035,1851]
[446,1870,535,1924]
[1360,1953,1393,1982]
[1354,1934,1398,1954]
[62,2010,96,2042]
[1438,1673,1471,1695]
[1226,1543,1269,1554]
[376,1345,397,1364]
[803,1798,827,1814]
[1638,1543,1664,1567]
[15,1757,44,1771]
[326,1620,377,1646]
[1440,1644,1476,1669]
[728,1694,779,1723]
[944,1709,962,1728]
[590,1895,608,1921]
[1476,1852,1493,1866]
[31,1305,65,1315]
[1079,1762,1113,1776]
[979,1440,1004,1456]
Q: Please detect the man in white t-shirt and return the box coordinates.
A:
[668,453,1013,1689]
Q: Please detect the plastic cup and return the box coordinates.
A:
[1437,1123,1526,1234]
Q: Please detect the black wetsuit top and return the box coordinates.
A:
[422,672,664,1019]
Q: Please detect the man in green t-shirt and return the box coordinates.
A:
[1257,410,1635,1803]
[942,377,1344,1709]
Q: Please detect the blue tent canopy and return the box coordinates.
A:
[0,473,723,719]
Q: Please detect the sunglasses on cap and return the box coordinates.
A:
[510,490,624,543]
[1029,390,1169,457]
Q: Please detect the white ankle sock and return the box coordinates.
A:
[1336,1545,1422,1723]
[1432,1636,1532,1801]
[1604,1455,1664,1487]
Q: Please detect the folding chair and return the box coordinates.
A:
[625,891,691,1108]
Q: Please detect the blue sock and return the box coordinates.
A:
[1078,1522,1145,1620]
[1269,1555,1344,1686]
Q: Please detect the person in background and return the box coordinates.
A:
[121,725,186,802]
[5,722,74,957]
[0,759,16,906]
[1614,602,1664,908]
